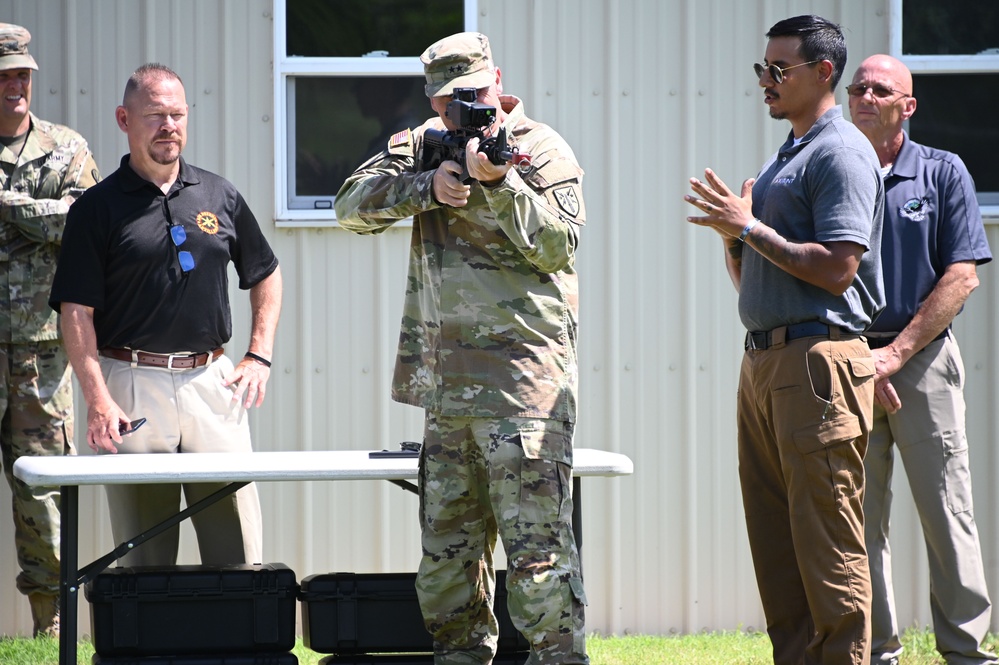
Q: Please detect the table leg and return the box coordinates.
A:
[59,484,78,665]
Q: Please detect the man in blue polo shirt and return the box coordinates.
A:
[848,54,995,665]
[685,15,884,665]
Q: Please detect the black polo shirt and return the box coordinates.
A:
[50,155,278,353]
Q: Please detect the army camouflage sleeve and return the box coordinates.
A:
[480,141,584,274]
[334,128,440,235]
[0,142,100,245]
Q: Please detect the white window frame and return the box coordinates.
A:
[889,0,999,219]
[273,0,478,227]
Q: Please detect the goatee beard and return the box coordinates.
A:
[150,150,180,166]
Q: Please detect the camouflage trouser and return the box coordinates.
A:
[0,340,74,596]
[416,413,589,665]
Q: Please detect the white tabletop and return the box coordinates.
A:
[13,448,633,487]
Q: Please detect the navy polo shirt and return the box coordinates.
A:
[869,133,992,333]
[50,155,278,353]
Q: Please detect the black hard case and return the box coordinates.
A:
[299,571,529,655]
[85,564,298,657]
[92,654,297,665]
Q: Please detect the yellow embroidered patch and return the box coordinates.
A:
[196,211,219,234]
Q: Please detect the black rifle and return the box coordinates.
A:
[419,87,526,183]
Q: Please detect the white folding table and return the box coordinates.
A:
[14,448,633,665]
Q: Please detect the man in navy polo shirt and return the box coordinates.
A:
[685,15,884,665]
[848,54,995,665]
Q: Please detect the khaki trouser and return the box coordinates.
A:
[738,332,874,665]
[99,353,262,566]
[865,333,996,664]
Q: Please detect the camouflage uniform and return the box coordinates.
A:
[1,111,100,601]
[336,32,588,662]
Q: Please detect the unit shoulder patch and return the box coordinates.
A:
[553,186,580,217]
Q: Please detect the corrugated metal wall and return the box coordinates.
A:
[2,0,997,644]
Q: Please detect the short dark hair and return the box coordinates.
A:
[766,15,847,91]
[122,63,184,106]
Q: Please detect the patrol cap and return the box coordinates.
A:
[0,23,38,71]
[421,32,494,98]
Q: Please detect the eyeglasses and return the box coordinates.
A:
[753,60,820,84]
[169,224,195,272]
[844,83,909,99]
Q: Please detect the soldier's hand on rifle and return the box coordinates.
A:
[466,136,509,186]
[432,159,472,207]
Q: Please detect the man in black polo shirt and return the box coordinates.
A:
[49,63,282,566]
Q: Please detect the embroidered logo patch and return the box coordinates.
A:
[899,197,928,222]
[553,186,580,217]
[196,211,219,234]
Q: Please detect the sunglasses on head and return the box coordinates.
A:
[845,83,909,99]
[753,60,820,84]
[169,224,195,273]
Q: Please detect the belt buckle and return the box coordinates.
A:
[166,353,190,370]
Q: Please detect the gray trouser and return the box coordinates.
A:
[865,333,997,665]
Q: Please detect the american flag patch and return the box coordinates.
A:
[389,129,411,148]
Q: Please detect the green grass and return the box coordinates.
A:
[2,629,997,664]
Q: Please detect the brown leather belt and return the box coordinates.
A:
[99,347,224,369]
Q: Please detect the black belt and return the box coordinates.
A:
[865,328,948,350]
[745,322,844,351]
[100,347,224,369]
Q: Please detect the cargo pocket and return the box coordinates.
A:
[844,355,876,431]
[942,430,973,514]
[517,427,572,525]
[792,415,864,509]
[569,576,588,606]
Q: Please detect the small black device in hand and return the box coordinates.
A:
[119,418,147,435]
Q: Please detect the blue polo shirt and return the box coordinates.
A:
[868,132,992,333]
[741,106,885,333]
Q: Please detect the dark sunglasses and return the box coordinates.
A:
[753,59,820,84]
[845,83,909,99]
[169,224,195,272]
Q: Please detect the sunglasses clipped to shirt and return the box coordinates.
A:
[169,224,195,273]
[753,59,820,84]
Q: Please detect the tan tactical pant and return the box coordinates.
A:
[738,334,874,665]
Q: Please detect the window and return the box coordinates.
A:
[892,0,999,213]
[274,0,476,226]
